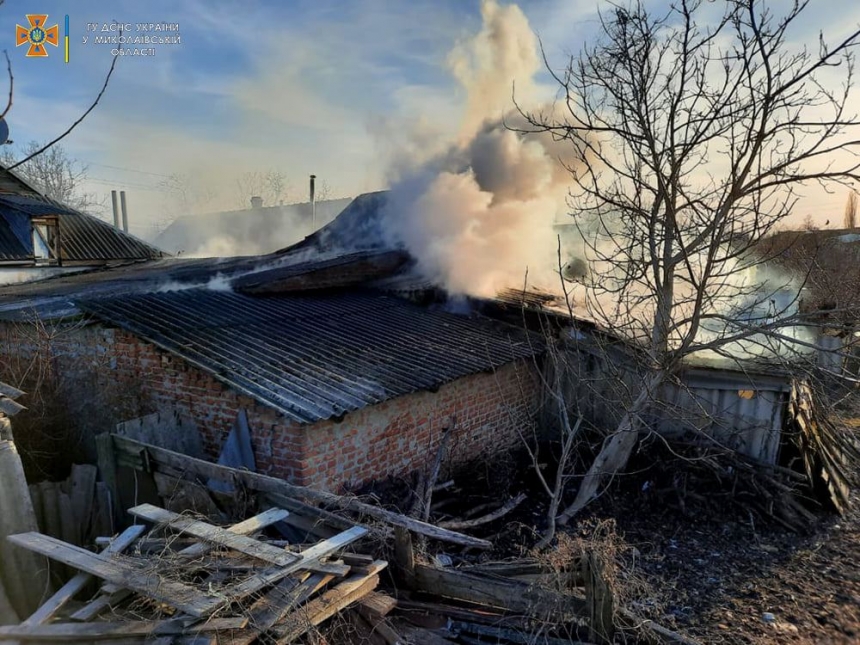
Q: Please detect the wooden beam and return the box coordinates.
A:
[356,592,397,620]
[0,617,247,641]
[113,435,490,549]
[19,525,145,627]
[413,565,587,621]
[450,621,586,645]
[128,504,297,566]
[70,507,292,623]
[221,526,368,602]
[271,563,387,642]
[7,533,222,618]
[94,434,119,526]
[229,573,334,645]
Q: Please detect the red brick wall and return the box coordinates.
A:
[0,321,541,491]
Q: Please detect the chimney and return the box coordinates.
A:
[111,190,120,229]
[120,190,129,233]
[250,196,263,209]
[310,174,316,228]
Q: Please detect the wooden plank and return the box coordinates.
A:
[128,503,297,566]
[450,621,585,645]
[20,525,145,627]
[95,434,119,527]
[69,465,97,544]
[7,533,222,618]
[229,573,334,645]
[271,564,387,642]
[356,592,397,620]
[70,507,290,623]
[413,565,587,620]
[0,617,247,641]
[222,526,368,603]
[113,436,490,549]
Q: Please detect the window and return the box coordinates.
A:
[31,216,61,264]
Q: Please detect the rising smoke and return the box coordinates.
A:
[381,0,580,297]
[379,0,815,362]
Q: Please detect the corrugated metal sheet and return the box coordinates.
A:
[0,194,163,262]
[558,334,792,464]
[655,378,787,464]
[79,289,543,425]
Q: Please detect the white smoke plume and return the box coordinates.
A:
[382,0,578,297]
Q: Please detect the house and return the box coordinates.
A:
[0,244,543,490]
[0,164,164,285]
[153,196,353,257]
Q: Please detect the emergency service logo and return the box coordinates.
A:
[16,15,59,57]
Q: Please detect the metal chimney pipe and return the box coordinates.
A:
[310,174,316,228]
[111,190,120,229]
[120,191,129,233]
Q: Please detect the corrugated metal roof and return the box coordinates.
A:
[0,193,164,262]
[79,289,543,424]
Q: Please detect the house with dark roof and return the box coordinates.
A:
[153,197,353,257]
[0,164,164,285]
[0,238,543,489]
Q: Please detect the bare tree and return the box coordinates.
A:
[519,0,860,522]
[844,190,857,228]
[0,142,105,214]
[802,213,820,231]
[234,170,292,209]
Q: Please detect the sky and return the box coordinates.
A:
[1,0,858,240]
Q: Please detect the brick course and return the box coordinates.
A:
[0,321,541,491]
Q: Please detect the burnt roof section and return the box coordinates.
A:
[0,193,164,262]
[285,191,391,254]
[78,289,542,424]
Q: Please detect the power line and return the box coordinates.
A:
[81,161,172,179]
[85,176,164,192]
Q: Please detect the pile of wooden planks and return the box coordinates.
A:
[2,502,391,644]
[789,380,860,514]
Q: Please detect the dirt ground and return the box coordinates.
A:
[394,442,860,645]
[588,486,860,645]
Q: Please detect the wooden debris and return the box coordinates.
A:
[7,532,224,618]
[128,503,298,566]
[110,434,491,549]
[790,380,860,514]
[271,562,387,642]
[0,617,247,641]
[18,525,145,627]
[438,493,528,530]
[356,591,397,620]
[8,502,381,644]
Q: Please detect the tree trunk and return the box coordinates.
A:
[557,371,665,525]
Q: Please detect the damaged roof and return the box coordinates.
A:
[78,289,542,424]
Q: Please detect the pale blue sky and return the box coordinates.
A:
[1,0,857,237]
